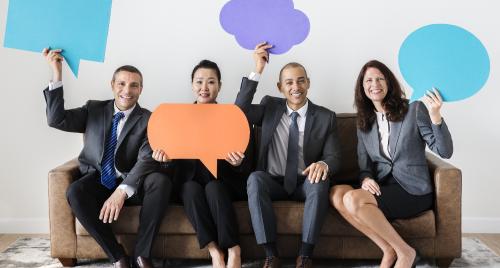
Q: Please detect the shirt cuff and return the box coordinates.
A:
[118,184,136,199]
[248,72,261,82]
[48,80,63,91]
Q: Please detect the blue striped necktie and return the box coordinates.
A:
[101,112,124,189]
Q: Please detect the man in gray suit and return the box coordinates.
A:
[42,48,171,268]
[235,43,341,268]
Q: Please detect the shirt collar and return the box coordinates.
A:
[113,102,136,120]
[286,100,308,118]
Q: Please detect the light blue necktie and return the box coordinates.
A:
[101,112,124,189]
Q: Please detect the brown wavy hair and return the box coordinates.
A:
[354,60,409,132]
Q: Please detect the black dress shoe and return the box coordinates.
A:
[136,256,154,268]
[113,256,130,268]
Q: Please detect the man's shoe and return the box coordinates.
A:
[263,256,282,268]
[113,256,130,268]
[136,256,154,268]
[296,255,312,268]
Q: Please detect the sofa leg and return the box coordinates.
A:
[58,258,77,267]
[436,258,454,268]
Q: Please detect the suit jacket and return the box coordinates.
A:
[43,86,159,188]
[235,77,341,177]
[357,101,453,195]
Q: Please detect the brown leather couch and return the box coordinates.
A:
[48,113,462,267]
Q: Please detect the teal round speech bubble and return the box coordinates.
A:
[398,24,490,102]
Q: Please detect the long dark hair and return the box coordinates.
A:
[354,60,409,131]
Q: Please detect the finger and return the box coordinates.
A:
[42,48,49,56]
[227,153,237,163]
[321,169,328,180]
[369,184,379,196]
[230,152,240,161]
[254,42,268,49]
[426,90,439,103]
[99,205,106,220]
[302,166,310,175]
[108,207,115,223]
[314,166,323,183]
[236,151,245,158]
[102,205,111,223]
[114,207,121,221]
[307,164,316,180]
[433,87,443,103]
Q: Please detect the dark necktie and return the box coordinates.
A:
[284,111,299,194]
[101,112,125,189]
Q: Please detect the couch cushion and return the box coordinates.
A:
[76,201,435,238]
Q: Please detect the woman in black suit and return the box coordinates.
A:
[330,60,453,268]
[153,60,251,268]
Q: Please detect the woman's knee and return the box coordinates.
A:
[330,185,352,211]
[343,189,370,215]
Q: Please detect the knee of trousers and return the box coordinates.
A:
[304,179,330,198]
[246,171,268,196]
[142,171,173,192]
[181,181,204,201]
[66,181,86,206]
[204,180,226,198]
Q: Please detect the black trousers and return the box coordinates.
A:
[181,179,244,249]
[66,171,172,262]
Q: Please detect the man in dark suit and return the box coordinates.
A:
[42,48,172,268]
[235,43,341,268]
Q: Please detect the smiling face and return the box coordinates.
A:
[111,71,143,111]
[363,67,388,105]
[277,66,310,111]
[192,68,221,104]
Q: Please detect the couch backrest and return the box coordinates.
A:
[253,113,360,185]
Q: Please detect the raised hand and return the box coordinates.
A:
[42,48,63,82]
[253,42,273,74]
[422,87,444,125]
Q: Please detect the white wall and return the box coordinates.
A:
[0,0,498,233]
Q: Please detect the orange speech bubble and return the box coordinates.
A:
[148,104,250,178]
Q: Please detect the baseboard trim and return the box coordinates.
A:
[0,218,49,233]
[463,217,500,233]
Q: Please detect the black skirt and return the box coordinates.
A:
[374,176,433,220]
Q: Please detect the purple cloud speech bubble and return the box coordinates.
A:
[219,0,310,54]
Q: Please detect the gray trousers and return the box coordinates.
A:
[247,171,329,245]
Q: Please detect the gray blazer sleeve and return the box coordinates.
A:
[416,101,453,159]
[322,112,342,176]
[43,86,88,133]
[357,128,374,182]
[235,77,266,125]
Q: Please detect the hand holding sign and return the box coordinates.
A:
[148,104,250,178]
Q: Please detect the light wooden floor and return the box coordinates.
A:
[1,233,500,255]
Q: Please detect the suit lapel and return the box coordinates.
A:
[303,100,316,163]
[389,119,403,159]
[116,104,143,150]
[100,101,115,160]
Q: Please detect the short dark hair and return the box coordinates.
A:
[112,65,143,87]
[354,60,409,131]
[191,60,221,82]
[279,62,308,82]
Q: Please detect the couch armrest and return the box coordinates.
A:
[426,152,462,258]
[48,159,80,258]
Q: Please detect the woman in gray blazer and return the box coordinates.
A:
[330,60,453,268]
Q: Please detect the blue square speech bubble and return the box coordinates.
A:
[3,0,112,77]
